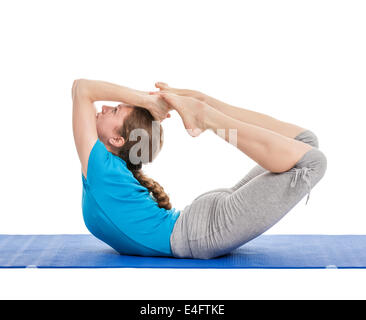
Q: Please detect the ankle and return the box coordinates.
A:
[202,103,221,131]
[188,90,205,101]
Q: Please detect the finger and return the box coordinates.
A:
[159,92,181,108]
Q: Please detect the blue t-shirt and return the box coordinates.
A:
[81,139,180,257]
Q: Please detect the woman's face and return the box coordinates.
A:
[96,103,133,146]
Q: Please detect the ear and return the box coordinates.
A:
[108,136,125,148]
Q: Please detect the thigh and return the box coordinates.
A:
[231,164,267,192]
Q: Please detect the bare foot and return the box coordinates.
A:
[155,82,181,94]
[155,82,171,91]
[157,92,208,137]
[154,82,203,100]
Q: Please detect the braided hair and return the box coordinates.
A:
[117,106,172,210]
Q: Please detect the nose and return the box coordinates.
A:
[102,105,114,114]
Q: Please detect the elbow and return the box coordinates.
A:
[72,79,89,99]
[72,80,78,96]
[72,78,87,91]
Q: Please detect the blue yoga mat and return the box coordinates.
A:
[0,234,365,269]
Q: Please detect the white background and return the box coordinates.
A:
[0,0,365,300]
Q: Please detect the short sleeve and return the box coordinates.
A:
[84,139,111,187]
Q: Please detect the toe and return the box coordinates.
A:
[155,82,169,90]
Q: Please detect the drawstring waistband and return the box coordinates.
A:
[290,167,312,205]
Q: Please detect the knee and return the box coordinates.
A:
[308,131,319,148]
[314,149,327,177]
[296,130,319,148]
[290,148,327,193]
[303,148,327,182]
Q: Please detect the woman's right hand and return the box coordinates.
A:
[142,93,172,122]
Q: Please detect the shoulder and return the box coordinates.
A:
[84,139,132,185]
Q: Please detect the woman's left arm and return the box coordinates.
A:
[72,78,147,178]
[72,79,170,178]
[73,78,146,105]
[74,79,171,120]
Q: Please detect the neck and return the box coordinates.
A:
[104,142,120,156]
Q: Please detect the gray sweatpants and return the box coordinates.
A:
[170,130,327,259]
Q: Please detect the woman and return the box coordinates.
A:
[72,79,327,259]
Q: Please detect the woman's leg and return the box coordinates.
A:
[166,94,327,259]
[154,82,307,139]
[171,144,327,259]
[159,92,313,173]
[188,129,320,200]
[186,147,326,259]
[156,85,319,196]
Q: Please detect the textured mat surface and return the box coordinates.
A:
[0,234,365,269]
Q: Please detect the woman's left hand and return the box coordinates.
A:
[141,93,172,122]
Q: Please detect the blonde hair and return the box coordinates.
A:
[117,107,172,210]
